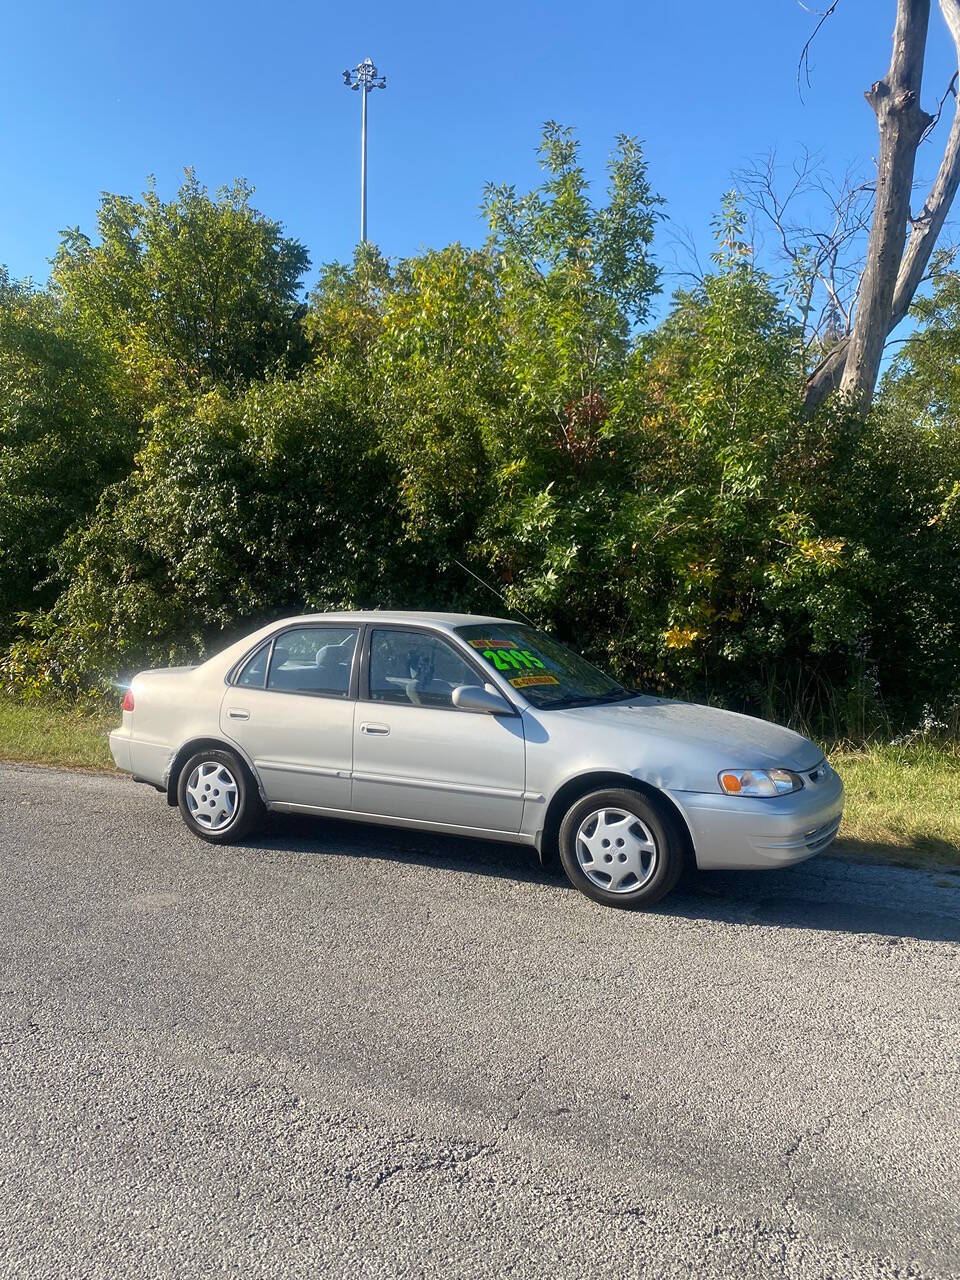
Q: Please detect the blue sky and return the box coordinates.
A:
[1,1,957,297]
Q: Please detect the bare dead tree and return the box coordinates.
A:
[736,149,874,350]
[802,0,960,414]
[839,0,933,404]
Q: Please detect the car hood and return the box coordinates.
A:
[557,696,823,773]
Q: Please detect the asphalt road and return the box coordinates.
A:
[1,763,958,1279]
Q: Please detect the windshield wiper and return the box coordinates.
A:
[545,688,635,709]
[586,688,637,705]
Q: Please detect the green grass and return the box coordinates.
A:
[0,696,116,770]
[0,696,957,868]
[829,740,960,868]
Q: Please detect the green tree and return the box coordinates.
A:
[373,243,507,556]
[882,249,960,426]
[51,171,311,402]
[483,122,663,457]
[305,242,394,367]
[2,368,422,693]
[370,125,666,599]
[0,269,136,638]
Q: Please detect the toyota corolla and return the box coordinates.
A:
[109,611,844,908]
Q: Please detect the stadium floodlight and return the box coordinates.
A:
[342,58,387,243]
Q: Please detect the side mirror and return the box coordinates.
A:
[452,683,514,715]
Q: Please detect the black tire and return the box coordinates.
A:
[558,787,684,909]
[176,748,264,844]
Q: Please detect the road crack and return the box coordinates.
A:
[501,1050,552,1137]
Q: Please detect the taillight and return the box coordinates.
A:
[122,689,135,712]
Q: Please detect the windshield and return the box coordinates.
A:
[455,623,634,709]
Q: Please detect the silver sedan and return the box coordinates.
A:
[109,611,844,908]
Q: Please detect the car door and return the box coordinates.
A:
[352,626,526,834]
[220,625,360,811]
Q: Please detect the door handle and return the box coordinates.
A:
[227,708,250,720]
[360,722,390,736]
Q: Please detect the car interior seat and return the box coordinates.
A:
[313,639,353,694]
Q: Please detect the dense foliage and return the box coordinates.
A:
[1,139,958,736]
[0,270,137,637]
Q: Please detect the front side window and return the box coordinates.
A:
[266,627,359,697]
[368,629,481,709]
[455,623,632,709]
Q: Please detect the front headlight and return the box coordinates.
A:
[718,768,803,797]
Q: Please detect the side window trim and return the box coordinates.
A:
[263,635,280,690]
[359,624,373,701]
[352,623,368,701]
[360,624,518,712]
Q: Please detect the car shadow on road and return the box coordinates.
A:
[247,813,960,945]
[663,871,960,944]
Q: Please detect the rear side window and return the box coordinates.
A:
[236,642,270,689]
[266,627,359,697]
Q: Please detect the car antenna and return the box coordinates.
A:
[453,558,539,629]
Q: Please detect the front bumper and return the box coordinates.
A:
[670,767,844,870]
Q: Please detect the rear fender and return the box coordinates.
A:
[164,736,266,806]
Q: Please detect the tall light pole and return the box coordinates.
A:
[342,58,386,244]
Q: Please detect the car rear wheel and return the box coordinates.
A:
[177,748,263,844]
[558,787,684,908]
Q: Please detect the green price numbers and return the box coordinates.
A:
[481,647,547,673]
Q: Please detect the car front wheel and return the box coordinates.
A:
[558,787,684,908]
[177,748,263,844]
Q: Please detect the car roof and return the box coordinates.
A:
[205,611,535,675]
[269,611,519,630]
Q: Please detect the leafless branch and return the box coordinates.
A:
[920,69,959,143]
[662,222,706,286]
[735,148,874,347]
[798,1,842,99]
